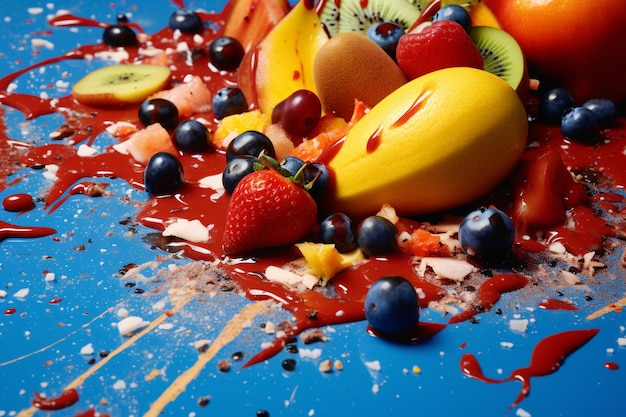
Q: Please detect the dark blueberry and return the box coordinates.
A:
[144,152,185,195]
[256,411,270,417]
[102,24,137,47]
[281,358,297,371]
[538,88,575,124]
[364,275,419,334]
[279,155,305,175]
[276,90,322,137]
[357,216,397,256]
[458,206,515,260]
[225,130,275,162]
[172,119,211,152]
[209,36,245,71]
[582,98,617,127]
[365,22,405,60]
[319,213,358,253]
[138,98,179,130]
[302,162,330,201]
[169,8,204,34]
[212,87,248,120]
[116,14,129,23]
[432,4,472,33]
[222,155,258,194]
[561,106,598,142]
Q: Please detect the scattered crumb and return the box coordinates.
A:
[217,359,230,372]
[300,328,328,344]
[318,359,332,373]
[333,359,343,371]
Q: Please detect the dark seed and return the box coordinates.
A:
[231,351,244,361]
[585,295,593,301]
[198,396,211,407]
[134,288,145,294]
[285,344,298,354]
[256,411,270,417]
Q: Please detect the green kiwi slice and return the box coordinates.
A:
[319,0,421,36]
[469,26,527,92]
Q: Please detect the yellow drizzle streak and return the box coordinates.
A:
[17,296,193,417]
[586,296,626,320]
[144,301,270,417]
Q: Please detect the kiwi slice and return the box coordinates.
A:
[72,64,171,107]
[408,0,480,13]
[469,26,527,93]
[319,0,421,37]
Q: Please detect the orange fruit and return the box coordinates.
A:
[483,0,626,104]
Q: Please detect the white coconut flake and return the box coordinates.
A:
[13,288,30,299]
[299,348,322,360]
[364,360,381,372]
[500,341,514,349]
[116,307,129,318]
[43,164,59,181]
[31,38,54,49]
[617,337,626,347]
[94,49,129,62]
[44,272,56,282]
[162,218,212,243]
[28,7,44,15]
[0,290,7,298]
[117,316,149,336]
[112,380,127,390]
[509,319,529,333]
[198,173,225,202]
[417,257,476,282]
[80,343,94,355]
[77,144,98,157]
[516,408,532,417]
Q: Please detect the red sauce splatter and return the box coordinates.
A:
[4,308,17,315]
[448,274,528,324]
[2,193,35,212]
[539,298,579,311]
[49,297,63,304]
[0,220,56,242]
[460,328,599,408]
[604,361,619,370]
[32,388,79,410]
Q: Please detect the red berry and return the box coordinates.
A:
[396,20,483,80]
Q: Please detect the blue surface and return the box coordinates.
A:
[0,1,624,416]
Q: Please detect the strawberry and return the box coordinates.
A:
[396,20,484,80]
[222,159,318,256]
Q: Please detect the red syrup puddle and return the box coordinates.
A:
[32,388,79,410]
[2,193,35,213]
[460,328,600,408]
[0,0,623,380]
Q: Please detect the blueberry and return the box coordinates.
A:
[222,156,258,194]
[212,87,248,120]
[279,155,305,175]
[102,24,137,47]
[319,213,358,253]
[225,130,275,162]
[303,162,330,201]
[561,106,598,142]
[364,276,419,334]
[458,206,514,260]
[582,98,617,127]
[538,88,575,124]
[169,8,204,34]
[138,98,179,130]
[209,36,245,71]
[366,22,404,61]
[432,4,472,33]
[116,14,129,23]
[172,120,211,152]
[357,216,397,256]
[144,152,184,195]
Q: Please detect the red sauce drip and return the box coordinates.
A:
[32,388,79,410]
[366,124,384,153]
[2,193,35,213]
[4,308,17,315]
[0,220,56,242]
[604,361,619,370]
[448,274,528,324]
[49,298,63,304]
[460,328,599,408]
[538,298,579,311]
[390,89,432,129]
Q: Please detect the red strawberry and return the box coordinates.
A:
[396,20,484,80]
[223,165,318,256]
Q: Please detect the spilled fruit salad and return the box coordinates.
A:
[1,0,625,416]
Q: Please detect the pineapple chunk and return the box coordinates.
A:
[212,110,271,148]
[295,242,364,285]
